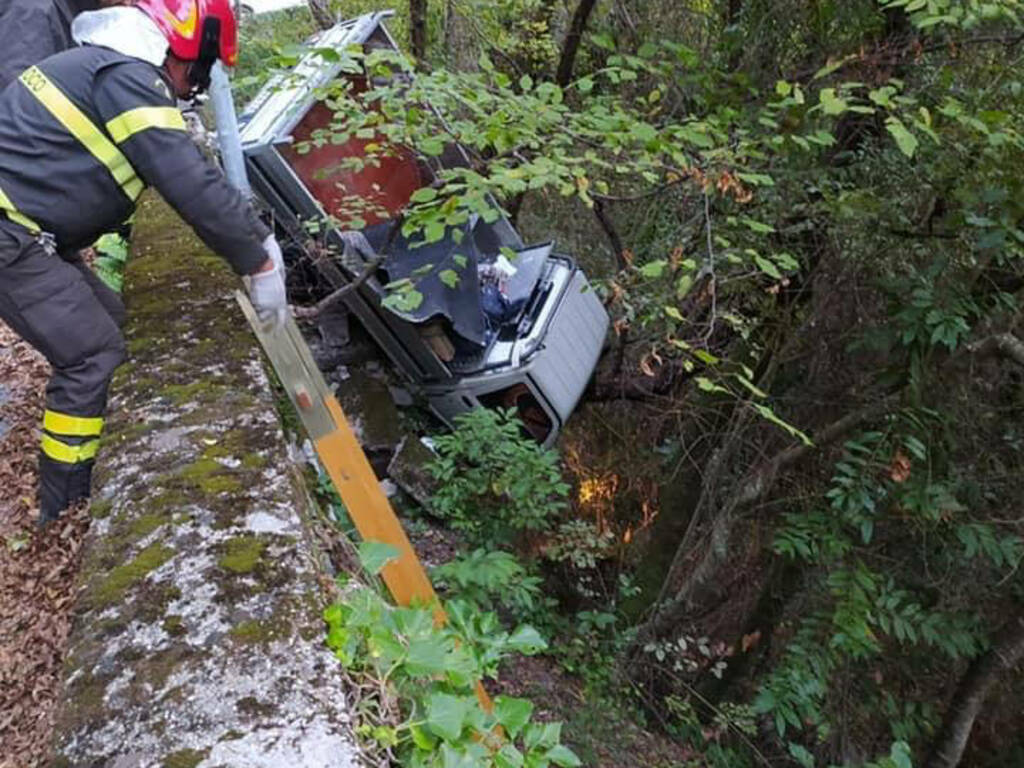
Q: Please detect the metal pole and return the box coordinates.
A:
[209,61,252,198]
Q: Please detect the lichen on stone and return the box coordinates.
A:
[55,196,361,768]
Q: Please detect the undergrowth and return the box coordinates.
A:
[323,541,581,768]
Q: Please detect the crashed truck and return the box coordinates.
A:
[235,11,608,446]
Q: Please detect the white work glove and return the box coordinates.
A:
[247,236,288,331]
[263,234,285,273]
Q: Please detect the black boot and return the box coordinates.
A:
[37,454,93,527]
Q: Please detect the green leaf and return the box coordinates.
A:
[546,745,582,767]
[427,692,469,742]
[383,289,424,314]
[664,306,684,322]
[640,260,667,278]
[736,172,774,187]
[439,269,460,289]
[788,742,815,768]
[357,540,400,575]
[421,137,445,157]
[410,187,439,204]
[410,723,437,751]
[425,220,446,243]
[742,218,776,234]
[676,274,693,298]
[524,722,562,750]
[754,255,782,279]
[890,741,913,768]
[753,404,813,446]
[819,88,847,116]
[886,117,919,158]
[494,696,533,738]
[507,625,547,653]
[405,635,451,676]
[495,745,525,768]
[696,377,728,394]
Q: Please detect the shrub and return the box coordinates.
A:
[427,408,570,549]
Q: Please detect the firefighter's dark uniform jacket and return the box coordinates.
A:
[0,43,270,518]
[0,0,98,90]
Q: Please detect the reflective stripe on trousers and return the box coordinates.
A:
[40,408,104,464]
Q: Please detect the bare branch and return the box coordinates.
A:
[966,332,1024,369]
[556,0,601,88]
[593,198,628,271]
[926,612,1024,768]
[293,255,385,319]
[629,395,895,654]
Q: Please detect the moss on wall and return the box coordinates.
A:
[57,195,356,766]
[91,544,175,610]
[218,535,267,574]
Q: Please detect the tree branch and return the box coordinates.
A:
[556,0,600,88]
[293,255,385,319]
[593,198,628,271]
[628,395,895,656]
[966,332,1024,369]
[925,612,1024,768]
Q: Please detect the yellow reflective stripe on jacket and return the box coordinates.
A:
[40,434,100,464]
[43,410,104,437]
[18,66,144,202]
[0,184,40,232]
[106,107,186,144]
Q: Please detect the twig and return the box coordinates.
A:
[593,198,628,270]
[627,661,774,768]
[293,255,386,319]
[701,190,717,343]
[294,219,404,319]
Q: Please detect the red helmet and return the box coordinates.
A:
[138,0,239,67]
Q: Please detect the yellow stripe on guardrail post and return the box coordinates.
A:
[236,293,492,710]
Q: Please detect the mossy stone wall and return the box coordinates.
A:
[53,197,360,768]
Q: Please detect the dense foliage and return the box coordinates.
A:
[244,0,1024,765]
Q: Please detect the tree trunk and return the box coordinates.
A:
[925,613,1024,768]
[725,0,742,27]
[307,0,333,30]
[444,0,478,72]
[410,0,429,66]
[627,397,893,663]
[556,0,600,87]
[593,198,627,271]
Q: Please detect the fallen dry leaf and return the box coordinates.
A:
[889,449,912,484]
[0,321,91,768]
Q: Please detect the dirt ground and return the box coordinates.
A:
[0,321,91,768]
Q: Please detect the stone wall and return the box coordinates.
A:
[54,197,360,768]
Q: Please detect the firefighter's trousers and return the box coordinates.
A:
[0,219,125,521]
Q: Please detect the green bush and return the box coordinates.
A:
[427,408,570,549]
[432,548,546,618]
[325,545,581,768]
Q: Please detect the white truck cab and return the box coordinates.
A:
[238,11,608,445]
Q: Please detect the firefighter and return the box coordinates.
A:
[0,0,139,328]
[0,0,287,524]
